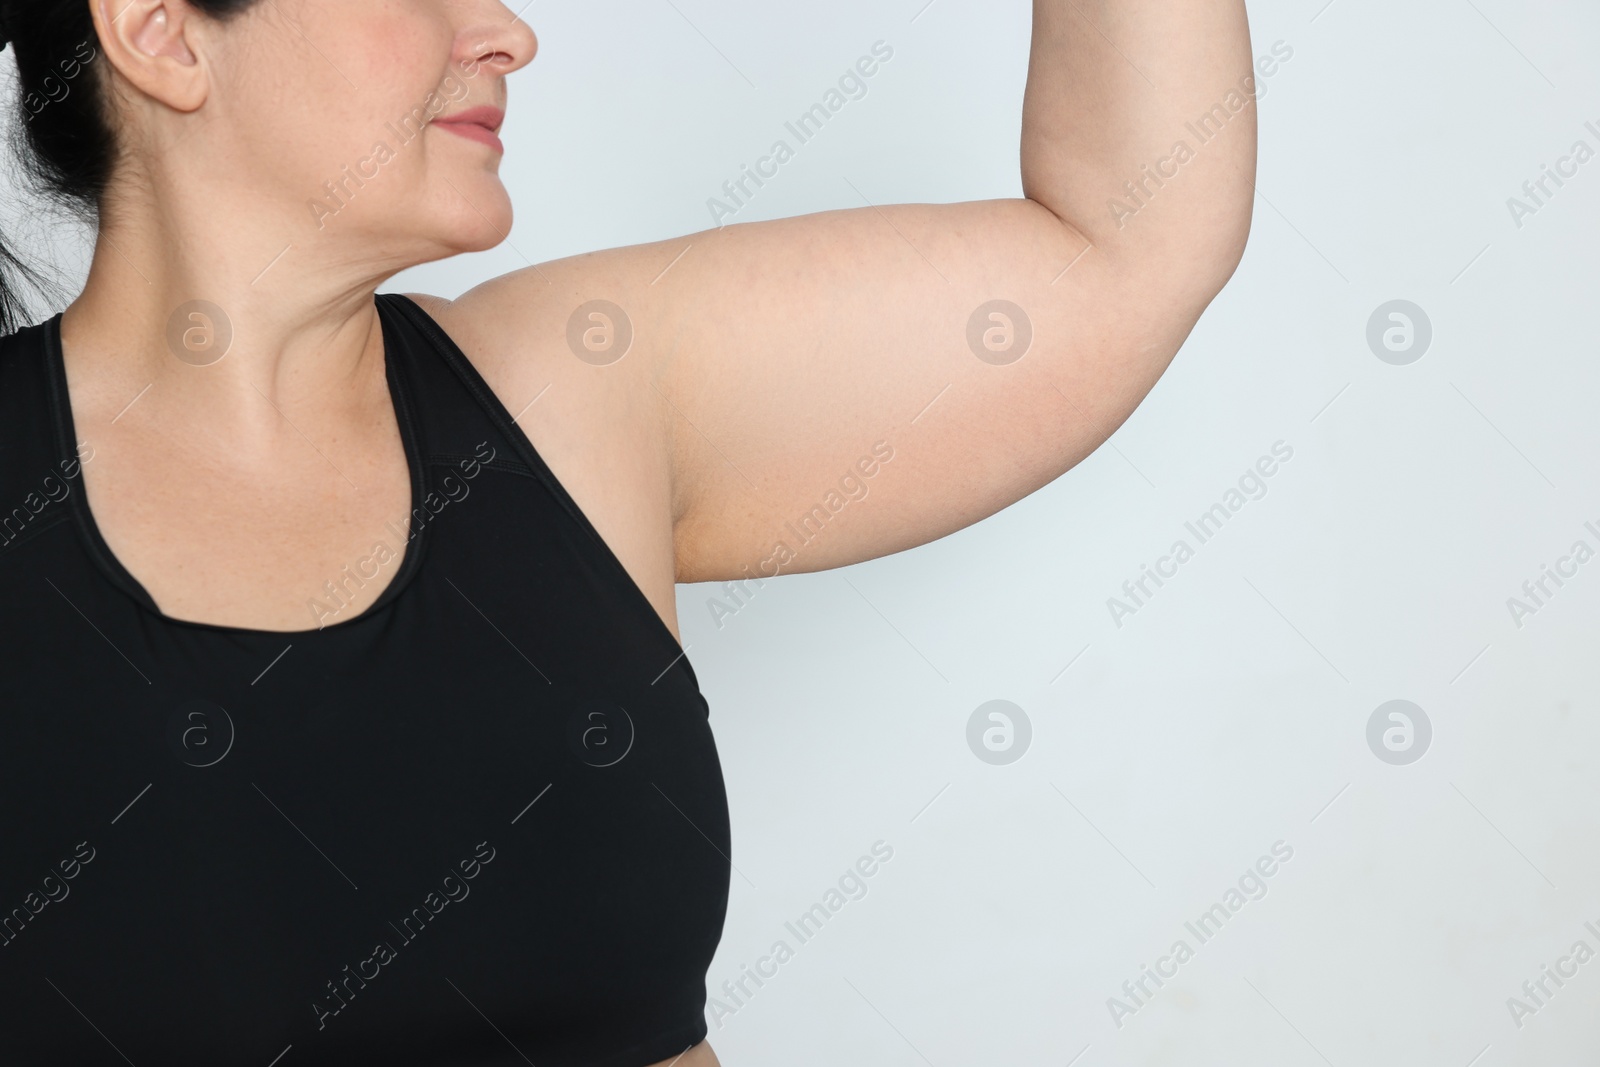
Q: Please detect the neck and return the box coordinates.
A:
[58,190,418,446]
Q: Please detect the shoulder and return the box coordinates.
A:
[398,237,680,389]
[396,274,676,497]
[393,276,682,620]
[396,270,673,462]
[396,286,549,413]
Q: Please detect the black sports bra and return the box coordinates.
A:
[0,294,731,1066]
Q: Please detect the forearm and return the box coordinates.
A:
[1021,0,1256,282]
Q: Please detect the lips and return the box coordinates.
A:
[433,106,506,153]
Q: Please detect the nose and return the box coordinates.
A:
[457,6,538,79]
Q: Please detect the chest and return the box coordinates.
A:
[0,509,730,1063]
[78,420,416,632]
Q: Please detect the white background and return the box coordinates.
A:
[11,0,1600,1063]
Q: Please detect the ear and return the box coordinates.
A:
[91,0,208,113]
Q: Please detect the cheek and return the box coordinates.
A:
[273,3,447,164]
[256,66,444,211]
[347,16,448,107]
[337,0,461,103]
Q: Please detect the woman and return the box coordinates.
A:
[0,0,1254,1063]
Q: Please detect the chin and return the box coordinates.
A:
[416,217,514,261]
[394,180,514,257]
[443,196,515,252]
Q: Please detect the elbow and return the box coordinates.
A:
[1201,139,1259,292]
[1205,199,1254,298]
[1216,164,1258,277]
[1091,132,1259,304]
[1174,147,1258,301]
[1150,171,1257,314]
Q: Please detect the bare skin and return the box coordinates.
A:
[659,1044,719,1067]
[50,0,1255,1058]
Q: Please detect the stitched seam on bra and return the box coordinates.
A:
[0,509,72,557]
[425,453,537,478]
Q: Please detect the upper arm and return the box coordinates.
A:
[417,0,1258,623]
[441,191,1245,588]
[651,197,1222,584]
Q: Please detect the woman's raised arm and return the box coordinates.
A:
[458,0,1256,584]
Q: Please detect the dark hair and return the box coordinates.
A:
[0,0,257,335]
